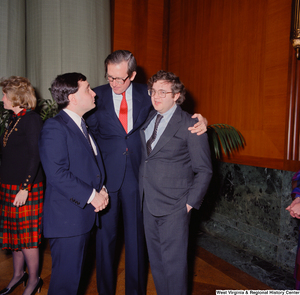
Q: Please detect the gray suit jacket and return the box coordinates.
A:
[139,106,213,216]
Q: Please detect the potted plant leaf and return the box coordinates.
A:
[207,123,245,159]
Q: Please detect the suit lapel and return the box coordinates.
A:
[101,86,125,132]
[140,110,157,149]
[148,106,182,158]
[90,132,105,176]
[132,83,145,129]
[100,83,149,135]
[104,85,145,135]
[59,111,101,170]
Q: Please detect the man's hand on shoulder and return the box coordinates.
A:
[91,187,109,212]
[188,114,208,135]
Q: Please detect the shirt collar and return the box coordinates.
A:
[63,108,82,128]
[12,108,29,118]
[158,104,177,121]
[112,83,133,99]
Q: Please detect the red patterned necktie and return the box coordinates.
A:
[119,92,128,133]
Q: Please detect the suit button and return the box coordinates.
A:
[145,160,148,163]
[97,175,100,178]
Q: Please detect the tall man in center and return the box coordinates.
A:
[86,50,208,295]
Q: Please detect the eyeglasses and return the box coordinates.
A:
[106,75,129,85]
[148,89,173,98]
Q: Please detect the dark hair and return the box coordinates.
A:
[50,72,86,110]
[148,70,186,105]
[105,50,137,77]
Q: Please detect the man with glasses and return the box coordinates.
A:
[86,50,208,295]
[139,70,212,295]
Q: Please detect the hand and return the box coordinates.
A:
[13,190,28,207]
[186,204,193,213]
[188,114,208,135]
[287,203,300,218]
[286,197,300,211]
[91,187,109,212]
[286,197,300,218]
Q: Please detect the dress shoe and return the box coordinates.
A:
[29,278,43,295]
[0,272,28,294]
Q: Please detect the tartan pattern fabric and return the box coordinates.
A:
[0,182,43,250]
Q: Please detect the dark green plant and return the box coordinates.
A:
[38,97,58,121]
[207,124,245,159]
[0,102,11,136]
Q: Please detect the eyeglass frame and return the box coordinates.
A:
[148,89,174,98]
[106,75,129,85]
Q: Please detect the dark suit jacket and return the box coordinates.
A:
[0,111,44,186]
[39,110,105,238]
[86,83,152,192]
[139,106,213,216]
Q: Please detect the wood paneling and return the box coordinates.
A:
[112,0,299,170]
[285,45,300,171]
[112,0,165,84]
[167,0,292,170]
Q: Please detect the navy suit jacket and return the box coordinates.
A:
[139,106,213,216]
[39,110,105,238]
[86,83,152,192]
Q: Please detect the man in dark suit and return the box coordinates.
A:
[139,70,213,295]
[39,72,109,295]
[86,50,208,295]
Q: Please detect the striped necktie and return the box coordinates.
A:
[146,114,163,155]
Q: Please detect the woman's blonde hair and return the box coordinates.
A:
[0,76,36,109]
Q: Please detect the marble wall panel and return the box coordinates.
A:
[199,162,297,272]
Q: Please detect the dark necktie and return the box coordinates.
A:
[81,118,95,155]
[146,114,163,156]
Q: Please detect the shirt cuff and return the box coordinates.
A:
[87,189,96,204]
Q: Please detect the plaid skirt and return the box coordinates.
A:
[0,182,43,250]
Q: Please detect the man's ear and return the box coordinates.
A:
[68,93,77,105]
[173,92,180,102]
[130,71,137,81]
